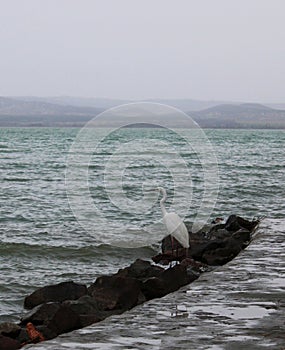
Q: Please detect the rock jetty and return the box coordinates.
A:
[0,215,259,349]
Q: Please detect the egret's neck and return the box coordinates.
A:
[159,189,167,217]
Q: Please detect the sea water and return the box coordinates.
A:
[0,127,284,349]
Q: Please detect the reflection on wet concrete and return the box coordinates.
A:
[26,219,285,350]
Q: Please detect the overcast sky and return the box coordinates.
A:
[0,0,284,102]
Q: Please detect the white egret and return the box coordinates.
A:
[156,187,190,260]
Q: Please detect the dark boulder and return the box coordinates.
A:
[201,237,243,265]
[208,228,231,240]
[64,295,100,316]
[225,215,259,232]
[63,295,103,327]
[21,302,61,326]
[142,264,197,300]
[232,229,251,247]
[0,322,21,338]
[21,302,81,336]
[161,264,197,292]
[24,281,87,309]
[0,335,21,350]
[64,295,128,327]
[47,305,81,335]
[188,216,258,265]
[190,239,224,262]
[141,277,167,300]
[116,259,164,280]
[88,275,143,311]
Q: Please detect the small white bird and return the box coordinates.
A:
[157,187,190,259]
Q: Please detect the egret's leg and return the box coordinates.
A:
[170,236,174,268]
[176,245,179,265]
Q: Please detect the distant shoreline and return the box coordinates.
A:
[0,97,285,129]
[0,124,284,130]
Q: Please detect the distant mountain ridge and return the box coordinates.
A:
[0,96,102,116]
[199,103,273,114]
[0,96,103,126]
[12,96,285,111]
[12,96,235,111]
[0,96,284,128]
[191,103,285,128]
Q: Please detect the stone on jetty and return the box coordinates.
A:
[116,258,164,279]
[88,275,143,311]
[21,302,81,336]
[197,237,242,265]
[0,335,21,350]
[63,295,103,327]
[224,214,258,232]
[0,322,21,339]
[142,264,198,300]
[24,281,87,309]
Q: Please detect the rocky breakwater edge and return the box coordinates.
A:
[0,215,259,349]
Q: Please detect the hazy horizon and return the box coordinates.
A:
[2,95,285,105]
[1,0,284,102]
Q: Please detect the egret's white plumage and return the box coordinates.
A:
[157,187,190,249]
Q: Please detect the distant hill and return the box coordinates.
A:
[267,103,285,110]
[12,96,234,112]
[13,96,130,110]
[191,103,285,128]
[0,96,101,116]
[0,97,102,126]
[0,97,284,128]
[12,96,285,113]
[197,103,273,114]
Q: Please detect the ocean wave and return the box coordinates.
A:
[0,241,157,260]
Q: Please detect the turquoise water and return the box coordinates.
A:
[0,127,284,348]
